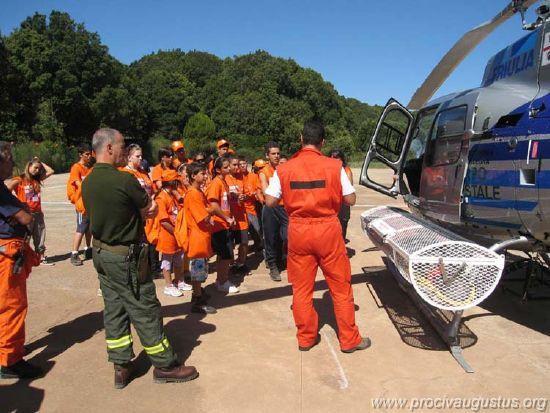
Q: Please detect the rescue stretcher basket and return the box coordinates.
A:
[360,206,506,372]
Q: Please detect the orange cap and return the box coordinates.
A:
[171,140,185,152]
[161,169,179,182]
[216,139,229,149]
[253,159,266,168]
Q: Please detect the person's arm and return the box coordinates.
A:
[255,187,265,204]
[140,198,158,220]
[5,177,20,192]
[208,201,235,226]
[345,167,353,186]
[264,172,282,207]
[341,168,356,206]
[161,220,175,235]
[259,171,269,193]
[12,209,33,226]
[41,161,55,179]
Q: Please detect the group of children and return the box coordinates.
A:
[141,140,271,314]
[7,138,352,317]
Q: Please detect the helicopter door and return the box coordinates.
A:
[359,98,414,197]
[420,104,472,223]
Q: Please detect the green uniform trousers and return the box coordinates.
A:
[92,246,177,368]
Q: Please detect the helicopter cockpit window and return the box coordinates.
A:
[402,107,437,196]
[374,109,409,163]
[427,105,467,166]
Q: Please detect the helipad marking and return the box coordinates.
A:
[321,330,349,390]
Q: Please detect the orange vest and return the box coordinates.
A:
[277,147,342,219]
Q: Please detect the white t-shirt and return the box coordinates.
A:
[265,169,355,199]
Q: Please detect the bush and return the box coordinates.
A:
[13,140,77,175]
[143,134,171,165]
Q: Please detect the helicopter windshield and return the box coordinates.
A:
[402,107,437,196]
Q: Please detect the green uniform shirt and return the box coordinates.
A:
[82,163,149,246]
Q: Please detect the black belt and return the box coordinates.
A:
[92,239,131,255]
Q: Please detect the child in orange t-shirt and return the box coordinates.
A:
[225,155,249,273]
[7,157,55,265]
[205,156,239,294]
[240,157,264,252]
[155,169,191,297]
[151,147,174,191]
[182,163,217,314]
[67,143,94,266]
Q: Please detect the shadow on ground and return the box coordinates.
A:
[362,266,477,351]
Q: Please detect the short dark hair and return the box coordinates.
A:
[158,147,172,162]
[77,143,92,155]
[329,149,347,167]
[265,141,280,155]
[302,120,325,146]
[187,162,207,182]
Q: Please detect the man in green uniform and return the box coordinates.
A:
[82,128,198,388]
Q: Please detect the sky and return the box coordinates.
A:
[0,0,539,106]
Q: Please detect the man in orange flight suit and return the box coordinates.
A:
[264,120,371,353]
[0,141,42,379]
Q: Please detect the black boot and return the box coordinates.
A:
[0,360,43,379]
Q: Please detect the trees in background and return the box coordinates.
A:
[1,11,382,170]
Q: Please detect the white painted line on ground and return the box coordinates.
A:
[43,201,72,205]
[321,330,349,390]
[353,204,375,207]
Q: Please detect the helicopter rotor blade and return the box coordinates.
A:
[407,0,538,110]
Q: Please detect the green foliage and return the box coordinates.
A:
[1,12,384,168]
[13,140,77,174]
[144,134,171,165]
[182,112,216,151]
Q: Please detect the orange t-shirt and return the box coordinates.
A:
[67,162,91,212]
[14,177,41,213]
[151,164,175,187]
[155,189,180,254]
[182,187,213,259]
[205,176,231,233]
[120,166,157,198]
[225,174,249,230]
[242,171,260,215]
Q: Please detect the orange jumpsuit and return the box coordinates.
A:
[0,184,40,367]
[277,147,361,351]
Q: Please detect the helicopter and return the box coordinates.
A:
[358,0,550,372]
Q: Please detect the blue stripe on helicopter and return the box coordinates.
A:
[462,217,522,229]
[465,198,538,211]
[464,170,550,188]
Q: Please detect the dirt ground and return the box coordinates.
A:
[2,169,550,413]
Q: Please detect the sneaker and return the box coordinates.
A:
[164,286,183,297]
[70,253,83,266]
[40,257,55,266]
[191,295,217,314]
[269,266,281,282]
[0,359,43,379]
[97,288,103,297]
[216,280,239,294]
[177,280,192,291]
